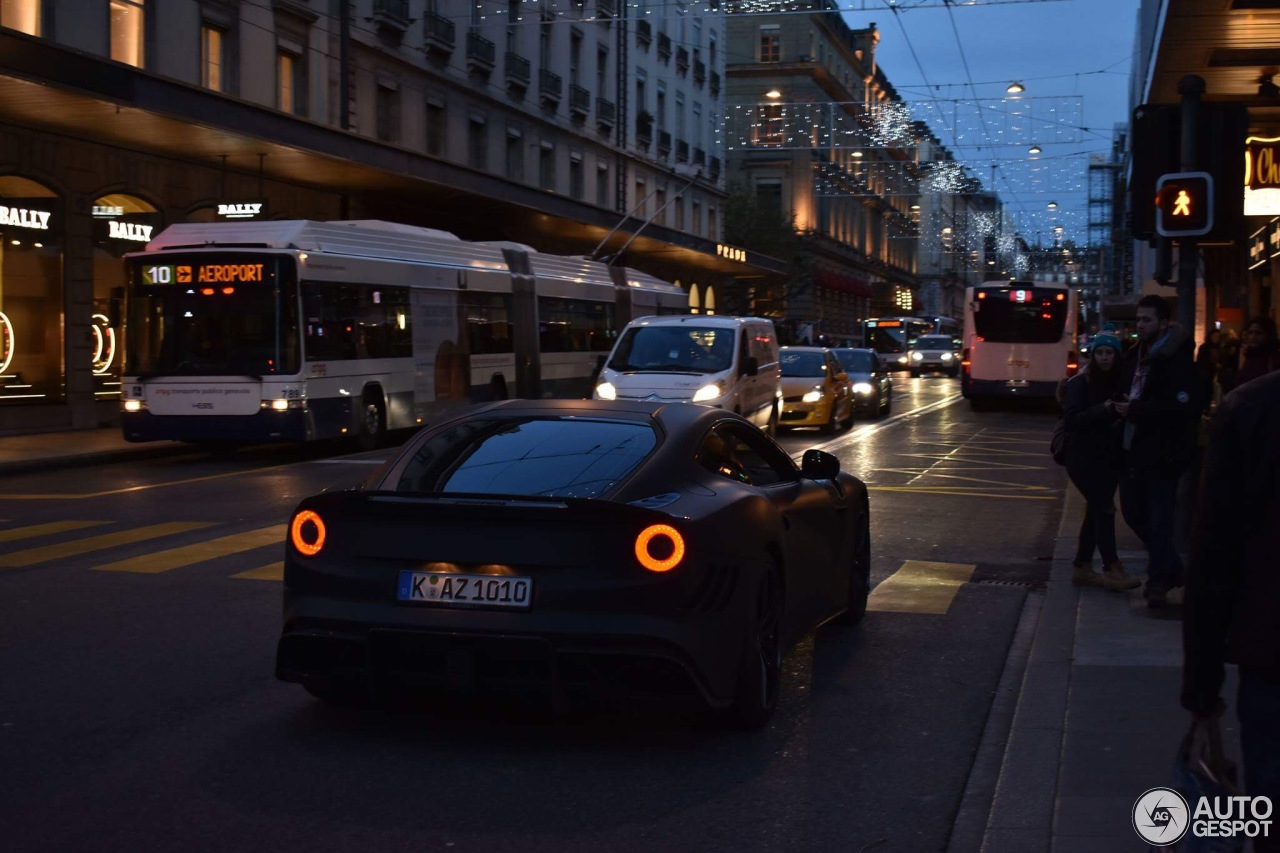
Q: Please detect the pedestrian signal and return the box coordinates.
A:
[1155,172,1213,237]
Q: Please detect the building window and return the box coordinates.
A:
[468,118,488,170]
[376,82,400,143]
[506,131,524,182]
[570,155,584,200]
[539,143,556,190]
[674,195,684,232]
[634,180,646,217]
[111,0,146,67]
[201,25,226,91]
[597,46,608,97]
[708,206,717,240]
[597,163,609,208]
[654,188,666,226]
[753,104,784,147]
[0,0,41,35]
[758,26,779,63]
[692,200,701,237]
[278,50,303,114]
[426,100,445,156]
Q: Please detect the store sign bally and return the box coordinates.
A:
[0,206,51,230]
[108,221,154,242]
[216,202,264,220]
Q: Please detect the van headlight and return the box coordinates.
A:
[852,382,874,395]
[941,353,953,361]
[692,382,723,403]
[898,355,908,364]
[910,351,924,361]
[595,381,617,400]
[802,388,824,403]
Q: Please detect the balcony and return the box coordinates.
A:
[569,84,591,118]
[635,19,651,49]
[596,97,616,129]
[675,47,689,75]
[505,52,530,89]
[539,69,563,105]
[466,32,496,74]
[693,147,706,167]
[657,33,672,62]
[598,0,618,18]
[423,12,456,56]
[710,71,721,97]
[372,0,410,38]
[693,60,706,86]
[676,139,689,162]
[658,130,672,157]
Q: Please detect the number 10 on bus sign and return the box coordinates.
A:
[142,265,192,285]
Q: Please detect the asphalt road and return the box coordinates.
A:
[0,376,1065,852]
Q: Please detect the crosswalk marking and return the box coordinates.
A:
[232,562,284,581]
[93,525,286,574]
[0,522,217,568]
[868,560,976,614]
[0,520,110,543]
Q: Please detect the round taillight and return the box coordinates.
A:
[290,510,326,556]
[635,524,685,573]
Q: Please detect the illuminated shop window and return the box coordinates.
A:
[687,282,700,314]
[1,0,41,35]
[0,176,63,403]
[93,194,161,397]
[110,0,145,67]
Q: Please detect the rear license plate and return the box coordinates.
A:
[1005,379,1030,388]
[397,571,532,609]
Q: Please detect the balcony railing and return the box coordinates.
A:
[598,0,618,18]
[423,12,456,54]
[505,52,530,87]
[596,97,616,128]
[693,60,706,85]
[658,130,672,156]
[636,19,651,48]
[569,84,591,116]
[657,33,672,61]
[675,47,689,74]
[710,71,721,97]
[676,140,689,162]
[373,0,410,37]
[466,32,496,73]
[539,69,563,103]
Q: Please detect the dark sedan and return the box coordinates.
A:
[831,347,893,417]
[276,399,872,729]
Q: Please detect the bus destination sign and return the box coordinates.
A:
[141,263,267,285]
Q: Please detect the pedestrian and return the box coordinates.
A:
[1195,328,1221,415]
[1233,316,1280,388]
[1063,329,1140,591]
[1216,329,1242,396]
[1182,370,1280,852]
[1114,294,1199,608]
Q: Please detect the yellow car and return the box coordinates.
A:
[778,347,854,433]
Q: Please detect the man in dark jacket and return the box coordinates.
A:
[1183,371,1280,845]
[1114,294,1199,608]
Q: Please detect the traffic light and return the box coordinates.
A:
[1156,172,1213,237]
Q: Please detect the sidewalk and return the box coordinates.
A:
[0,427,188,475]
[959,486,1244,852]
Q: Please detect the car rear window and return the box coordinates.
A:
[394,417,656,499]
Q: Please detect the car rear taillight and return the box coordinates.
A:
[290,510,326,556]
[635,524,685,573]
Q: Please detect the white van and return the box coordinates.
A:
[593,315,783,435]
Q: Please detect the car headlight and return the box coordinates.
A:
[897,355,908,364]
[852,382,874,395]
[910,351,924,361]
[802,388,824,403]
[691,383,723,403]
[595,381,617,400]
[941,352,953,361]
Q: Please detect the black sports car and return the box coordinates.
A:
[276,399,871,729]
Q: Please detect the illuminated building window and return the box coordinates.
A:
[1,0,41,35]
[277,50,304,114]
[110,0,145,67]
[753,104,784,147]
[202,25,226,91]
[758,26,779,63]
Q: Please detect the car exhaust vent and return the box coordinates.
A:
[686,564,739,612]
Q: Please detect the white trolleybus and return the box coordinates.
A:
[960,280,1079,407]
[121,220,687,445]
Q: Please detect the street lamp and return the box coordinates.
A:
[765,88,782,100]
[1047,201,1058,210]
[1028,145,1042,155]
[1006,81,1025,94]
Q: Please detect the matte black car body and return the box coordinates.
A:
[276,399,871,727]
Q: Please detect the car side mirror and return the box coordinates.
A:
[801,449,840,480]
[742,355,759,377]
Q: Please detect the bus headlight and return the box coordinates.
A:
[941,352,953,361]
[852,382,874,395]
[802,388,824,403]
[910,351,924,361]
[595,381,617,400]
[262,399,306,411]
[691,383,723,403]
[122,399,145,412]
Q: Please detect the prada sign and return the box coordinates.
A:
[216,201,266,220]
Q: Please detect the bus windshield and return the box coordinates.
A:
[125,254,300,377]
[607,325,735,373]
[973,288,1069,344]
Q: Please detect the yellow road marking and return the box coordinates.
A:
[94,525,286,574]
[868,560,976,614]
[0,520,110,542]
[0,463,297,501]
[232,562,284,581]
[867,485,1057,500]
[0,522,217,568]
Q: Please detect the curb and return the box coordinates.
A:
[0,443,193,476]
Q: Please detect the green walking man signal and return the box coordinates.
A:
[1155,172,1214,237]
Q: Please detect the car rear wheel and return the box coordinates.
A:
[839,511,871,625]
[357,397,385,451]
[721,568,783,730]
